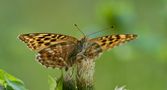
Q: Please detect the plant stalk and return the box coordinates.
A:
[61,59,95,90]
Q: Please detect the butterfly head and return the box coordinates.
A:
[77,37,88,49]
[74,24,88,47]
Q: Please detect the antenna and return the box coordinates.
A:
[87,25,115,37]
[74,24,86,37]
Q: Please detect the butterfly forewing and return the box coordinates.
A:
[89,34,137,51]
[18,33,78,51]
[84,34,137,60]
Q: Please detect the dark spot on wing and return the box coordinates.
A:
[44,42,50,46]
[47,54,52,58]
[33,46,37,49]
[105,36,109,38]
[30,41,34,43]
[101,39,107,42]
[52,35,56,38]
[37,38,41,41]
[109,38,114,41]
[57,35,62,39]
[51,39,57,42]
[31,43,35,46]
[44,38,50,40]
[38,41,44,44]
[116,35,120,39]
[101,43,106,46]
[109,41,113,44]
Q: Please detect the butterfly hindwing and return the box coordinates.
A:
[36,42,76,68]
[84,42,103,60]
[18,33,78,51]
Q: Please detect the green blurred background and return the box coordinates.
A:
[0,0,167,90]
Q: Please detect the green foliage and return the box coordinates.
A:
[0,69,27,90]
[48,75,64,90]
[48,75,57,90]
[55,76,63,90]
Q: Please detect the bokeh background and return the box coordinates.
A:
[0,0,167,90]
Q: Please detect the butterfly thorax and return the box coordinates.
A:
[73,37,103,62]
[68,37,88,62]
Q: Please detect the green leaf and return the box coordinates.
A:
[48,75,63,90]
[48,75,57,90]
[0,69,28,90]
[6,84,14,90]
[55,75,63,90]
[5,77,27,90]
[0,69,22,83]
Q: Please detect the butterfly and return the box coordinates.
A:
[18,32,137,69]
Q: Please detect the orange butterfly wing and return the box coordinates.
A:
[89,34,137,51]
[83,34,137,60]
[18,33,78,52]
